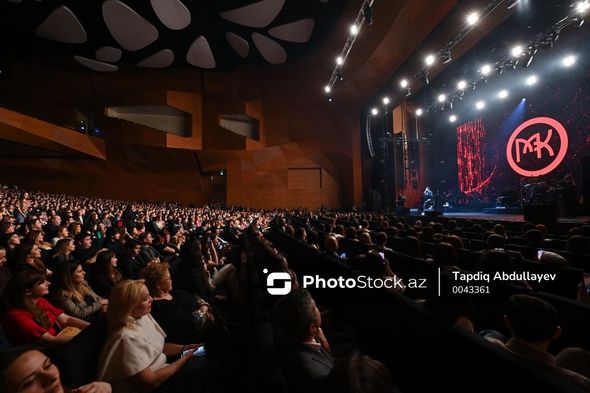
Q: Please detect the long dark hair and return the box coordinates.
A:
[2,270,51,329]
[95,250,122,285]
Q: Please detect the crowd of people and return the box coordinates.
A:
[0,183,589,393]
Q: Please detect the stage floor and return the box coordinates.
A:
[442,212,589,224]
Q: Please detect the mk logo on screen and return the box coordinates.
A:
[514,129,554,163]
[506,117,568,177]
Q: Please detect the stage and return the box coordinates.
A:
[438,212,589,224]
[400,205,589,224]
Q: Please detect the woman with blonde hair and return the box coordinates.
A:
[98,280,207,393]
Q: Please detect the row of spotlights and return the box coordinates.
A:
[404,87,515,119]
[337,4,584,98]
[373,59,575,112]
[394,54,576,95]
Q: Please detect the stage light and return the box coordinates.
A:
[382,96,390,105]
[363,2,373,25]
[467,12,479,26]
[481,64,492,75]
[449,115,457,123]
[457,80,467,90]
[577,1,590,14]
[371,108,379,116]
[328,98,332,102]
[498,89,509,99]
[324,85,331,93]
[475,101,485,110]
[526,75,538,86]
[442,49,452,64]
[420,70,430,85]
[400,79,409,88]
[350,24,358,35]
[416,108,423,116]
[507,0,520,9]
[511,45,523,57]
[336,56,343,65]
[562,55,576,67]
[524,48,538,68]
[425,54,436,66]
[438,94,446,103]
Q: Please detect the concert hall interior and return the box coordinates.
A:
[1,1,590,393]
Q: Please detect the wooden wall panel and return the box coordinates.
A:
[0,143,207,204]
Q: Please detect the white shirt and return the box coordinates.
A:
[98,314,167,393]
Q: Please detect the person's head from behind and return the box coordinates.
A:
[535,224,547,237]
[505,294,560,346]
[294,227,307,242]
[525,228,544,247]
[323,352,399,393]
[477,250,514,274]
[324,236,339,254]
[403,236,420,257]
[492,224,506,238]
[446,235,464,252]
[374,232,387,247]
[540,251,570,267]
[567,235,589,254]
[307,230,319,246]
[345,226,358,240]
[0,347,63,393]
[359,232,372,245]
[486,233,505,250]
[106,279,152,333]
[432,242,457,268]
[274,288,320,344]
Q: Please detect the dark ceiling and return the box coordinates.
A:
[0,0,346,73]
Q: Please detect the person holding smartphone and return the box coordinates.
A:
[98,280,208,393]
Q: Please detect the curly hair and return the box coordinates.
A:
[140,262,170,296]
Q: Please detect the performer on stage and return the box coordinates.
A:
[423,187,433,210]
[396,193,407,208]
